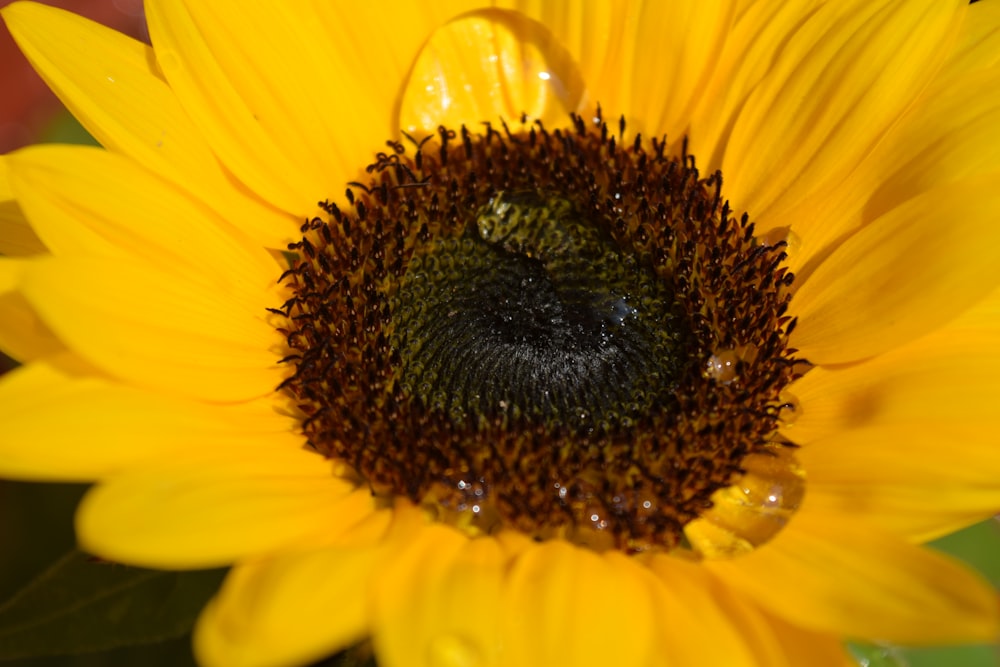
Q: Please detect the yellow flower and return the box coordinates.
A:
[2,1,1000,666]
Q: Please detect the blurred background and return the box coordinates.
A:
[0,2,998,666]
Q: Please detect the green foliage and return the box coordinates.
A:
[0,551,224,661]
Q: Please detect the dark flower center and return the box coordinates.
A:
[275,111,802,553]
[393,189,690,431]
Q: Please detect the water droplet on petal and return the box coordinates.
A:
[848,642,909,667]
[705,344,762,386]
[777,391,801,427]
[705,349,739,384]
[683,443,805,559]
[398,10,585,136]
[784,228,803,259]
[760,225,790,248]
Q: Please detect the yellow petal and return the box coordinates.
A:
[787,327,1000,445]
[600,0,736,144]
[309,0,480,164]
[705,510,1000,643]
[689,0,822,169]
[643,555,783,667]
[0,292,62,362]
[789,65,1000,281]
[195,545,380,667]
[800,424,1000,493]
[718,0,965,219]
[790,177,1000,363]
[0,358,296,481]
[750,608,856,667]
[0,155,11,203]
[400,2,738,148]
[795,305,1000,522]
[873,43,1000,211]
[158,0,357,195]
[0,205,44,257]
[17,255,282,402]
[0,1,299,248]
[7,150,121,260]
[77,455,371,569]
[145,0,370,217]
[500,541,656,667]
[650,556,852,667]
[0,258,62,361]
[7,145,279,296]
[806,482,1000,544]
[0,156,46,256]
[944,283,1000,331]
[398,10,586,136]
[497,1,622,114]
[0,256,21,293]
[372,527,498,667]
[939,0,1000,80]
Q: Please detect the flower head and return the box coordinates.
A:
[2,1,1000,666]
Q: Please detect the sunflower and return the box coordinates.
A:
[2,1,1000,666]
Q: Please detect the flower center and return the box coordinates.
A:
[276,112,803,554]
[393,189,690,431]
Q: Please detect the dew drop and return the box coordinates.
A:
[784,228,803,259]
[398,10,585,135]
[760,225,790,248]
[705,349,740,384]
[682,443,805,559]
[777,391,801,427]
[848,642,909,667]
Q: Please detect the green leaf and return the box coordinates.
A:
[40,111,99,147]
[904,645,1000,667]
[0,551,225,661]
[929,519,1000,585]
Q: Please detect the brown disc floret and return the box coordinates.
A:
[275,111,800,553]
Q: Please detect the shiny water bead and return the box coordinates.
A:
[683,443,806,559]
[706,349,740,384]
